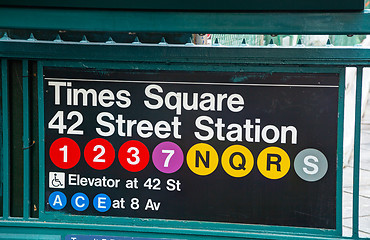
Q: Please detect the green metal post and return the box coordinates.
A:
[22,60,30,219]
[352,66,363,238]
[37,63,44,217]
[336,68,345,236]
[1,59,9,219]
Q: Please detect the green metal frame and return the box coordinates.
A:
[0,8,370,34]
[0,6,369,235]
[1,36,364,239]
[1,40,370,65]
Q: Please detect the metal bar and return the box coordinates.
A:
[1,42,370,66]
[336,68,346,236]
[1,59,9,218]
[37,62,44,217]
[0,220,354,240]
[22,60,30,219]
[352,67,363,238]
[0,7,370,34]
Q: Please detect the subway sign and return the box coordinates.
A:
[44,68,339,229]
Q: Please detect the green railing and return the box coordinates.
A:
[0,33,369,239]
[0,6,370,240]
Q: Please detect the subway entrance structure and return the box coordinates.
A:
[0,2,370,240]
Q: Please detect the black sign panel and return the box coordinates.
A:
[44,67,339,229]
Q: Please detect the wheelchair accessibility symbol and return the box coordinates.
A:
[49,172,65,189]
